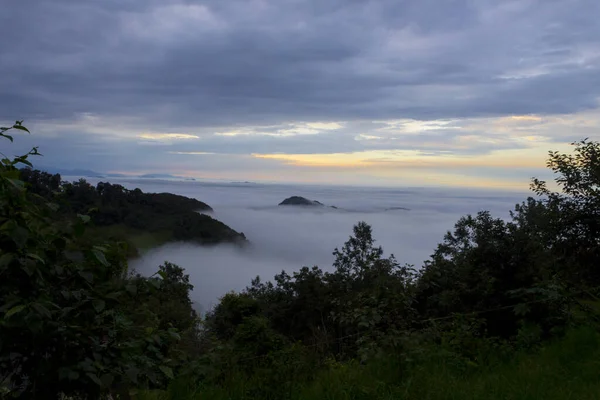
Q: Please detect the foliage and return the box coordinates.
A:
[215,221,418,362]
[415,210,571,339]
[0,122,197,399]
[530,139,600,285]
[139,325,600,400]
[19,168,246,256]
[193,137,600,398]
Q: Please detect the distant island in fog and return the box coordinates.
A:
[42,167,196,181]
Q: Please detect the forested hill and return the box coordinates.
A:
[19,168,246,254]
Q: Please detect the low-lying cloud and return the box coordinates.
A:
[118,179,528,311]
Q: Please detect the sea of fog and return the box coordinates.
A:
[72,177,530,312]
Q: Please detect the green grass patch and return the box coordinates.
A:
[84,224,173,257]
[139,326,600,400]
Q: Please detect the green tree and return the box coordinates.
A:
[328,222,417,359]
[531,139,600,285]
[0,121,181,399]
[414,140,600,340]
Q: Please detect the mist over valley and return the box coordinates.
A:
[77,177,527,311]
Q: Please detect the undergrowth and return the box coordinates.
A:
[139,326,600,400]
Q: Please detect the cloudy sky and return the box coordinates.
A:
[2,0,600,188]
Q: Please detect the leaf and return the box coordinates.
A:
[16,158,33,167]
[92,299,105,313]
[159,366,174,380]
[77,214,91,224]
[32,303,52,319]
[92,249,109,266]
[0,253,14,268]
[78,270,94,283]
[100,374,114,387]
[12,124,30,133]
[10,226,29,248]
[73,223,85,237]
[0,133,13,142]
[125,284,137,295]
[6,179,25,190]
[167,330,181,341]
[27,253,45,264]
[61,307,75,316]
[21,264,35,277]
[58,367,70,380]
[125,366,140,384]
[149,278,161,289]
[68,371,80,381]
[514,303,530,317]
[52,237,67,251]
[5,305,26,319]
[105,291,122,300]
[86,373,102,386]
[0,219,16,232]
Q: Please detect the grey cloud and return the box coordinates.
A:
[13,121,530,171]
[2,0,600,127]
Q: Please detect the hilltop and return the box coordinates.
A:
[279,195,338,209]
[19,168,246,256]
[39,167,199,181]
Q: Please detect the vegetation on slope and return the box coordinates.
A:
[278,196,324,206]
[140,326,600,400]
[2,120,600,399]
[0,122,204,399]
[18,168,246,256]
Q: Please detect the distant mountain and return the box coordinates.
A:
[137,173,178,179]
[43,167,106,178]
[136,173,201,180]
[19,169,248,254]
[40,167,198,180]
[279,196,323,206]
[278,196,338,209]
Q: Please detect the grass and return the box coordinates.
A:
[139,326,600,400]
[85,224,173,257]
[126,229,172,254]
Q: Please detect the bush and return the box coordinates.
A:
[0,122,189,398]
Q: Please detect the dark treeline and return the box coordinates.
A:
[2,121,600,399]
[18,168,246,255]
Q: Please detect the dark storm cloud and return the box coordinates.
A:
[2,0,600,127]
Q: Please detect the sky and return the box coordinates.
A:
[2,0,600,189]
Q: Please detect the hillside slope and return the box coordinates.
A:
[19,168,246,255]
